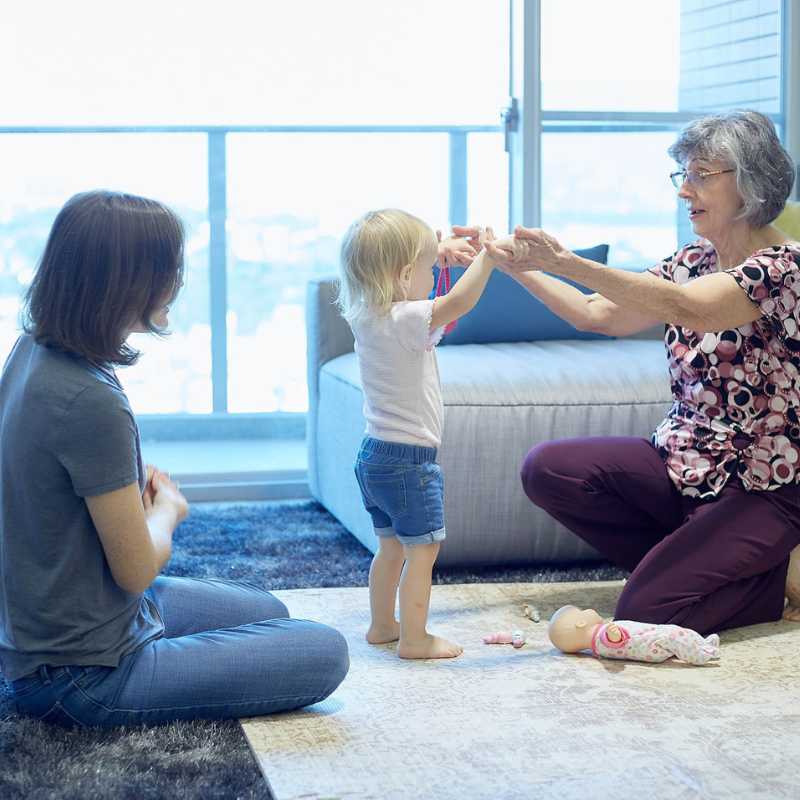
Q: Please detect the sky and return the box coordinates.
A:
[0,0,681,230]
[0,1,679,126]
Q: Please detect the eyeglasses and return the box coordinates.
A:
[669,168,734,189]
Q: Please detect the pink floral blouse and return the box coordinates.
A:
[649,239,800,498]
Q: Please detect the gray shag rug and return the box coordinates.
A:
[0,500,624,799]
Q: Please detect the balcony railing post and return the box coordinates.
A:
[208,131,229,413]
[448,131,468,227]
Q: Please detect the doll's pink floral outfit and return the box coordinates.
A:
[591,620,720,665]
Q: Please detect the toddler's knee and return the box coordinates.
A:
[403,541,440,562]
[376,537,404,562]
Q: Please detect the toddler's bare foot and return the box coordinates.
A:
[366,620,401,644]
[784,545,800,621]
[398,634,463,660]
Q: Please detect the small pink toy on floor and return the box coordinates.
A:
[548,605,719,665]
[483,630,525,648]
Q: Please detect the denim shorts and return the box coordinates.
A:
[354,437,445,546]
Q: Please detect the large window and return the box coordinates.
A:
[226,133,452,413]
[0,1,509,422]
[1,1,795,436]
[0,133,211,413]
[537,0,788,268]
[541,1,681,113]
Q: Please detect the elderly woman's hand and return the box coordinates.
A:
[458,224,569,273]
[503,226,569,272]
[481,233,543,272]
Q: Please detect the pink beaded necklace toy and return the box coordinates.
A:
[434,264,458,335]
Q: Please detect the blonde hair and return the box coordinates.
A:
[337,208,437,322]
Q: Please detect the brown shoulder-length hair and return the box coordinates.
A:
[23,190,185,366]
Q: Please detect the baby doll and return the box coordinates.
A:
[548,605,720,665]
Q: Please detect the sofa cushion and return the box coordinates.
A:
[317,338,672,566]
[434,244,610,345]
[323,337,669,407]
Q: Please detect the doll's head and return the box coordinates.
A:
[548,605,604,653]
[337,208,438,322]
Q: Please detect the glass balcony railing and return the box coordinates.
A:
[0,124,503,435]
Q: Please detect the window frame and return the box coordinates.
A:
[507,0,796,228]
[1,0,796,441]
[0,123,501,439]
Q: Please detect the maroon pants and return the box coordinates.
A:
[521,437,800,635]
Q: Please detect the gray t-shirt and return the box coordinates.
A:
[0,334,164,681]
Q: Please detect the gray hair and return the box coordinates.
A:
[668,110,796,228]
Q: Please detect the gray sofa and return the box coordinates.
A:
[306,277,673,567]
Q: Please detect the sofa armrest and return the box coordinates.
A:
[306,277,355,497]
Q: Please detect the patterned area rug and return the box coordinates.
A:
[0,500,624,799]
[244,581,800,800]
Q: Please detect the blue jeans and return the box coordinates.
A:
[354,436,446,546]
[9,576,349,727]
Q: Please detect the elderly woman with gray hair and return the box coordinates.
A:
[462,109,800,634]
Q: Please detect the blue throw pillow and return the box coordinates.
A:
[434,243,610,345]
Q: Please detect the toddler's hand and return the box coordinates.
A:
[437,235,477,269]
[450,224,498,256]
[485,235,540,271]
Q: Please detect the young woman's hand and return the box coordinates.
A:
[89,474,186,594]
[143,464,157,510]
[149,470,189,525]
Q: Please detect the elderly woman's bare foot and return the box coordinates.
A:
[783,544,800,621]
[784,603,800,621]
